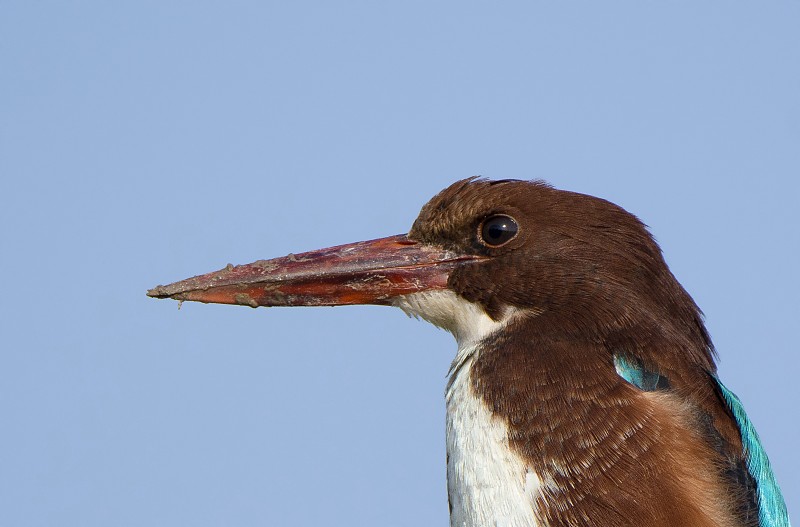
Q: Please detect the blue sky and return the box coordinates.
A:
[2,2,798,525]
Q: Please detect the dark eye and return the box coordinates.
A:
[479,215,518,247]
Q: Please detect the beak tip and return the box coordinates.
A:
[147,285,171,299]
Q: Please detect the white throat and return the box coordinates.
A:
[393,290,505,350]
[393,291,541,527]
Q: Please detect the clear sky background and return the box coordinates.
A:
[2,2,798,526]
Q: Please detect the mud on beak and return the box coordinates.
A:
[147,235,481,308]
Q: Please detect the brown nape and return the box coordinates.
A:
[411,178,756,526]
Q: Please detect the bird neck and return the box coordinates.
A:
[445,320,744,527]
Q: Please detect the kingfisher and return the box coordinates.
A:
[148,178,790,527]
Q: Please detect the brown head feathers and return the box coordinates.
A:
[411,177,715,372]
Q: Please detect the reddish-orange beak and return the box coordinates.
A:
[147,234,482,308]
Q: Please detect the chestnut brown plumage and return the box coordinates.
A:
[409,178,757,526]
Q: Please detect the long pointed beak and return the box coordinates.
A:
[147,234,481,308]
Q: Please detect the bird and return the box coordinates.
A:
[148,178,790,527]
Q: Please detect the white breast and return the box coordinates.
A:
[393,291,541,527]
[446,351,542,527]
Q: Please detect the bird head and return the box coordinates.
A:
[148,177,713,372]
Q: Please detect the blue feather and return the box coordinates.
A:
[613,353,667,391]
[714,378,791,527]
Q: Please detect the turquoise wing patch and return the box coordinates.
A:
[613,353,669,391]
[714,378,791,527]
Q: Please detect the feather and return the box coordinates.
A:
[613,353,670,391]
[714,379,791,527]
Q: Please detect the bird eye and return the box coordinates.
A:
[479,215,519,247]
